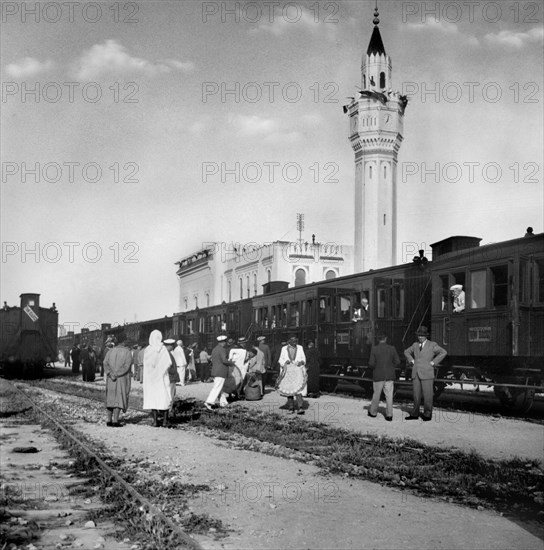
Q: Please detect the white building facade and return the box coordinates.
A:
[176,241,353,312]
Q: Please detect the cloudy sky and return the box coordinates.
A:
[1,0,542,330]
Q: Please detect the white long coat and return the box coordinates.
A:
[142,330,172,410]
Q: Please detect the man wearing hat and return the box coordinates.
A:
[204,335,236,410]
[450,284,465,313]
[172,340,187,386]
[404,327,447,421]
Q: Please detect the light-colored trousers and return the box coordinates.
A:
[177,366,186,386]
[206,377,228,407]
[369,380,394,417]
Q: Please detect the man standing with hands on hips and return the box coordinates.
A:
[404,326,447,421]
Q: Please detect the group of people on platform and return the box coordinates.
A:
[65,323,447,427]
[203,334,321,415]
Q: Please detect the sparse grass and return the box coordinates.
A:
[195,404,544,522]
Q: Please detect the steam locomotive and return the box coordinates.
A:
[0,293,59,378]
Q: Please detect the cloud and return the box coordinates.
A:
[4,57,54,78]
[484,27,543,49]
[404,19,480,46]
[248,7,333,37]
[73,40,194,79]
[405,19,460,35]
[227,114,302,144]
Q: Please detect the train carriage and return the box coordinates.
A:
[429,234,544,410]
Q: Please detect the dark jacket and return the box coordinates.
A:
[368,342,400,381]
[210,344,232,378]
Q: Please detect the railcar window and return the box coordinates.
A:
[438,275,449,311]
[377,288,386,318]
[470,270,487,309]
[306,300,314,324]
[290,302,300,326]
[319,296,331,322]
[339,296,351,322]
[536,259,544,303]
[491,265,508,307]
[392,285,404,318]
[519,262,527,303]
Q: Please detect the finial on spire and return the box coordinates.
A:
[373,0,379,26]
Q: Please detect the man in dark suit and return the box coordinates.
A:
[368,333,400,421]
[404,326,447,421]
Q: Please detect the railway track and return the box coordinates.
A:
[10,376,544,543]
[10,382,204,550]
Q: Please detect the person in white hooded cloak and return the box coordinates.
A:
[143,330,173,427]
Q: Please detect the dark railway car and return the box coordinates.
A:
[430,233,544,410]
[0,293,58,378]
[251,263,431,395]
[105,317,175,346]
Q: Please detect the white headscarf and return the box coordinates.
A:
[145,330,164,368]
[148,330,163,351]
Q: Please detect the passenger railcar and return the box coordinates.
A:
[0,293,58,378]
[429,234,544,410]
[58,232,543,410]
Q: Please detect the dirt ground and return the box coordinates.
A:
[18,371,543,550]
[77,411,542,550]
[1,419,134,549]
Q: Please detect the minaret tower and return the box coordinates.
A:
[346,2,407,272]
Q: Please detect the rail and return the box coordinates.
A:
[12,383,202,550]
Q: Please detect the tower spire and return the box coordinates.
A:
[373,0,379,26]
[367,0,385,56]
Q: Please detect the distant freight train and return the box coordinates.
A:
[58,233,543,411]
[0,293,58,378]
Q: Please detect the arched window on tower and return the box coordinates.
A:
[239,278,243,300]
[369,165,373,179]
[253,273,257,295]
[325,270,337,280]
[246,275,250,298]
[362,74,366,88]
[294,268,306,287]
[267,268,271,283]
[384,165,387,179]
[380,72,386,89]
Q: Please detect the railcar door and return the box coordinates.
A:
[374,278,406,352]
[316,288,336,361]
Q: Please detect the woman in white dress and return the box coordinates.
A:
[276,335,307,414]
